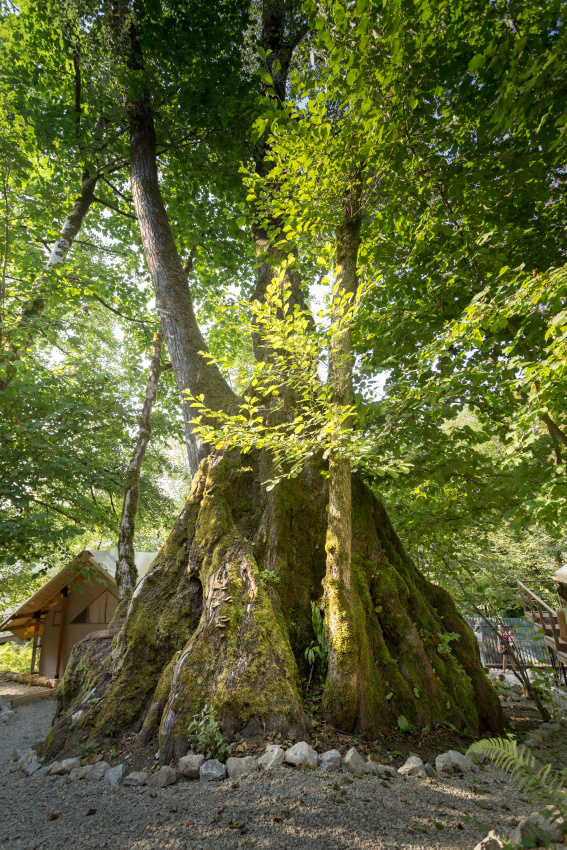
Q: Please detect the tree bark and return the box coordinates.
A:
[128,89,237,475]
[322,180,362,729]
[115,330,164,602]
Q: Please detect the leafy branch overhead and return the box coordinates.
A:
[185,276,409,489]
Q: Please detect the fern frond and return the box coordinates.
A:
[468,736,567,831]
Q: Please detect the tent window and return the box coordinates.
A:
[71,590,114,625]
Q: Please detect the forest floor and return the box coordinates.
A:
[0,672,565,850]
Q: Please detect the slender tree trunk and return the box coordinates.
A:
[0,167,98,392]
[116,330,164,602]
[250,4,310,359]
[322,180,362,728]
[128,89,237,475]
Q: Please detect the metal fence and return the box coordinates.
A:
[466,617,551,667]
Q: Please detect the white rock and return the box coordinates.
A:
[509,817,540,847]
[178,753,205,779]
[57,757,81,775]
[526,809,564,842]
[104,763,128,788]
[398,756,424,777]
[123,770,149,787]
[226,756,257,779]
[318,750,342,772]
[343,747,366,775]
[435,753,453,774]
[365,761,395,778]
[447,750,474,773]
[258,746,285,770]
[199,759,226,782]
[148,766,177,788]
[1,710,15,724]
[68,765,93,781]
[284,741,317,769]
[22,758,42,776]
[473,830,504,850]
[10,751,35,774]
[87,761,110,780]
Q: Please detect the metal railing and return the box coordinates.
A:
[466,616,551,666]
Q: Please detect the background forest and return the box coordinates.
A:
[0,0,565,628]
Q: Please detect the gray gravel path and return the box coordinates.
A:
[0,690,535,850]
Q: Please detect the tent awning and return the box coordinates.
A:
[0,551,111,639]
[0,549,157,639]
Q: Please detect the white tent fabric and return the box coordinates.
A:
[88,550,157,581]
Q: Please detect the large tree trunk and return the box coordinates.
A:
[129,88,237,476]
[45,451,504,762]
[44,2,504,764]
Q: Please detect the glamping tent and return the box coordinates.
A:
[0,550,157,679]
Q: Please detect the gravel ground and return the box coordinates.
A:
[0,688,539,850]
[0,679,55,701]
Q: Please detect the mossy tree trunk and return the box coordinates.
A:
[322,178,363,730]
[46,450,504,761]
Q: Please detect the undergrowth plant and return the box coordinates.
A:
[187,704,230,762]
[304,602,328,684]
[468,736,567,841]
[0,641,32,673]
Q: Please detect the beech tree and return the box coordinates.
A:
[1,0,508,760]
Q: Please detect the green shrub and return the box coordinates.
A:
[187,704,230,761]
[0,641,33,673]
[304,602,328,683]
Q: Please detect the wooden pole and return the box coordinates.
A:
[55,587,69,679]
[30,614,40,674]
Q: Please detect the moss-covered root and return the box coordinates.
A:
[351,481,505,737]
[157,453,308,763]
